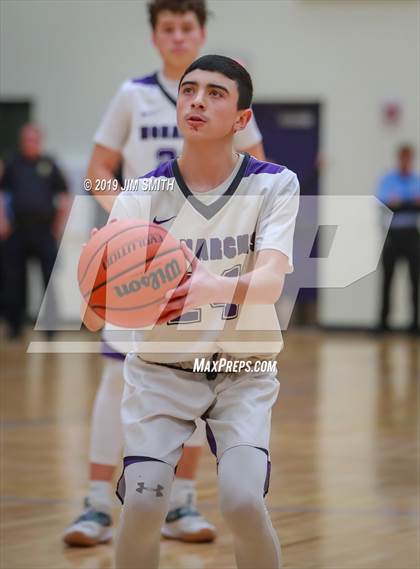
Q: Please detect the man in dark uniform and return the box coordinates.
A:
[0,124,70,339]
[376,144,420,333]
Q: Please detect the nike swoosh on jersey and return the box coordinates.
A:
[153,215,176,225]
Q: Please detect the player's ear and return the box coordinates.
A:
[233,109,252,133]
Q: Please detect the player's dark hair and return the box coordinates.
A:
[148,0,208,29]
[179,55,253,110]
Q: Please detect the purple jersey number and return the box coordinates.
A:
[168,264,241,325]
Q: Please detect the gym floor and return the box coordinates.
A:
[1,328,418,569]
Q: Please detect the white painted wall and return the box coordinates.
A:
[1,0,419,326]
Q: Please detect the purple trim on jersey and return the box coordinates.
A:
[140,160,174,180]
[131,73,158,86]
[101,341,125,360]
[244,157,286,177]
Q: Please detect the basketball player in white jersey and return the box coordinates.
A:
[84,55,299,569]
[64,0,265,547]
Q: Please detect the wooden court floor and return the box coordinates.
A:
[1,328,418,569]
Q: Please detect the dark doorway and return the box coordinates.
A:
[253,102,321,326]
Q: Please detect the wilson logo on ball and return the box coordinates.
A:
[114,259,182,297]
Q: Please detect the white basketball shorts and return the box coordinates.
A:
[116,353,280,502]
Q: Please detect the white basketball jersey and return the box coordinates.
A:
[109,154,299,362]
[94,71,262,181]
[96,71,262,357]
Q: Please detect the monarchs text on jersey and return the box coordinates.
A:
[109,154,299,363]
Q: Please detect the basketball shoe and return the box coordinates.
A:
[63,494,216,546]
[161,481,216,543]
[63,498,112,547]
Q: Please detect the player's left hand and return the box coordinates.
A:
[156,242,221,325]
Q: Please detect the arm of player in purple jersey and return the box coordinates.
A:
[86,144,123,212]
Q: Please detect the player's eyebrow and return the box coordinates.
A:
[207,83,229,94]
[180,80,230,94]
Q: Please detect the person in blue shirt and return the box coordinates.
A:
[376,144,420,333]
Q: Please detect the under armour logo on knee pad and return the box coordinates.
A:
[136,482,165,497]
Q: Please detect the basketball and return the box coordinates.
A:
[78,219,186,328]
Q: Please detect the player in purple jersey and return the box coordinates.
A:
[98,54,298,569]
[64,0,265,548]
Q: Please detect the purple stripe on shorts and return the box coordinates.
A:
[244,158,285,177]
[101,341,125,361]
[131,73,158,85]
[140,160,174,180]
[205,422,217,457]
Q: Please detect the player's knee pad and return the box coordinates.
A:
[218,445,271,536]
[117,457,174,523]
[122,497,166,536]
[220,488,266,535]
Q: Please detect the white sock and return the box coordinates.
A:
[88,480,113,514]
[169,477,196,510]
